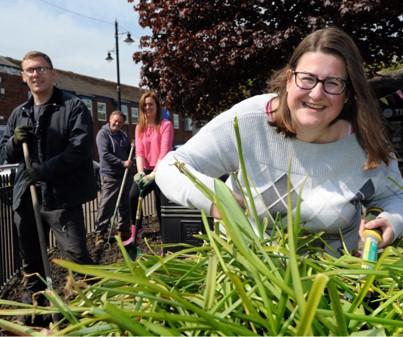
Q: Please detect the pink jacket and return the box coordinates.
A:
[135,119,174,169]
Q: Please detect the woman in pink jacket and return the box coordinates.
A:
[130,91,174,230]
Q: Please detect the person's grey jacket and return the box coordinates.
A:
[96,123,131,178]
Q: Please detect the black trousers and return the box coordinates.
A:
[14,191,93,292]
[95,174,132,234]
[129,169,163,227]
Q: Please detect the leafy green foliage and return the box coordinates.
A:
[1,116,402,336]
[129,0,403,120]
[1,217,402,335]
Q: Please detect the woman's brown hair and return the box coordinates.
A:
[137,91,162,134]
[268,27,394,169]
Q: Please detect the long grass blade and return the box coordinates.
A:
[286,166,305,314]
[296,273,329,336]
[233,116,262,237]
[327,279,349,336]
[0,318,45,336]
[214,179,293,296]
[203,254,218,310]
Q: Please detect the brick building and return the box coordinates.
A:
[0,56,193,152]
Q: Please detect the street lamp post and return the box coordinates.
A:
[105,19,134,111]
[114,20,122,111]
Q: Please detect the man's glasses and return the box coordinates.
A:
[22,66,51,75]
[292,71,348,95]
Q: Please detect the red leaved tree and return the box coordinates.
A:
[129,0,403,120]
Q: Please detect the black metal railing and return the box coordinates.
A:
[0,173,156,293]
[0,173,21,292]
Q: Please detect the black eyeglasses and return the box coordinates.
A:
[292,71,348,95]
[22,66,51,75]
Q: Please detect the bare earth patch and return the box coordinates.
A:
[0,220,161,332]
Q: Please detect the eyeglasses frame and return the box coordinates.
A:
[292,71,348,95]
[22,66,52,75]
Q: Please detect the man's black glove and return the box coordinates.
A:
[13,126,34,146]
[25,167,42,185]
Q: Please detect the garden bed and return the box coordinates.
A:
[0,221,162,307]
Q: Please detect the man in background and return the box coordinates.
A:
[94,110,133,246]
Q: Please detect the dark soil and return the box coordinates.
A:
[0,219,162,330]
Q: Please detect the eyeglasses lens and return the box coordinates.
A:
[294,72,346,95]
[24,66,50,74]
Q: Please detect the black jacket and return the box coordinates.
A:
[0,87,97,210]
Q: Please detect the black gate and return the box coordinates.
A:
[0,173,21,292]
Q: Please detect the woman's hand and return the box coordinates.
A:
[359,216,395,248]
[139,172,156,189]
[210,192,245,219]
[134,172,145,184]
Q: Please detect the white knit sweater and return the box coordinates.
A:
[156,94,403,252]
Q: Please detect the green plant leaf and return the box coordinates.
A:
[296,273,329,336]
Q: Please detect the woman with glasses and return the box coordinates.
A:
[156,27,403,255]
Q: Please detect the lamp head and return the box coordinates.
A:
[124,33,134,44]
[105,52,114,62]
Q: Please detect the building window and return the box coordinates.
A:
[131,106,138,123]
[121,104,129,124]
[80,97,93,114]
[184,117,192,132]
[97,102,107,121]
[173,113,180,130]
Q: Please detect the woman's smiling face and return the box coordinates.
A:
[143,96,157,124]
[286,51,348,140]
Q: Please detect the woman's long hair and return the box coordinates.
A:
[137,91,162,135]
[268,27,394,169]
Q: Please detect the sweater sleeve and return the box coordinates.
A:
[371,160,403,240]
[156,111,239,213]
[156,94,273,213]
[158,120,174,160]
